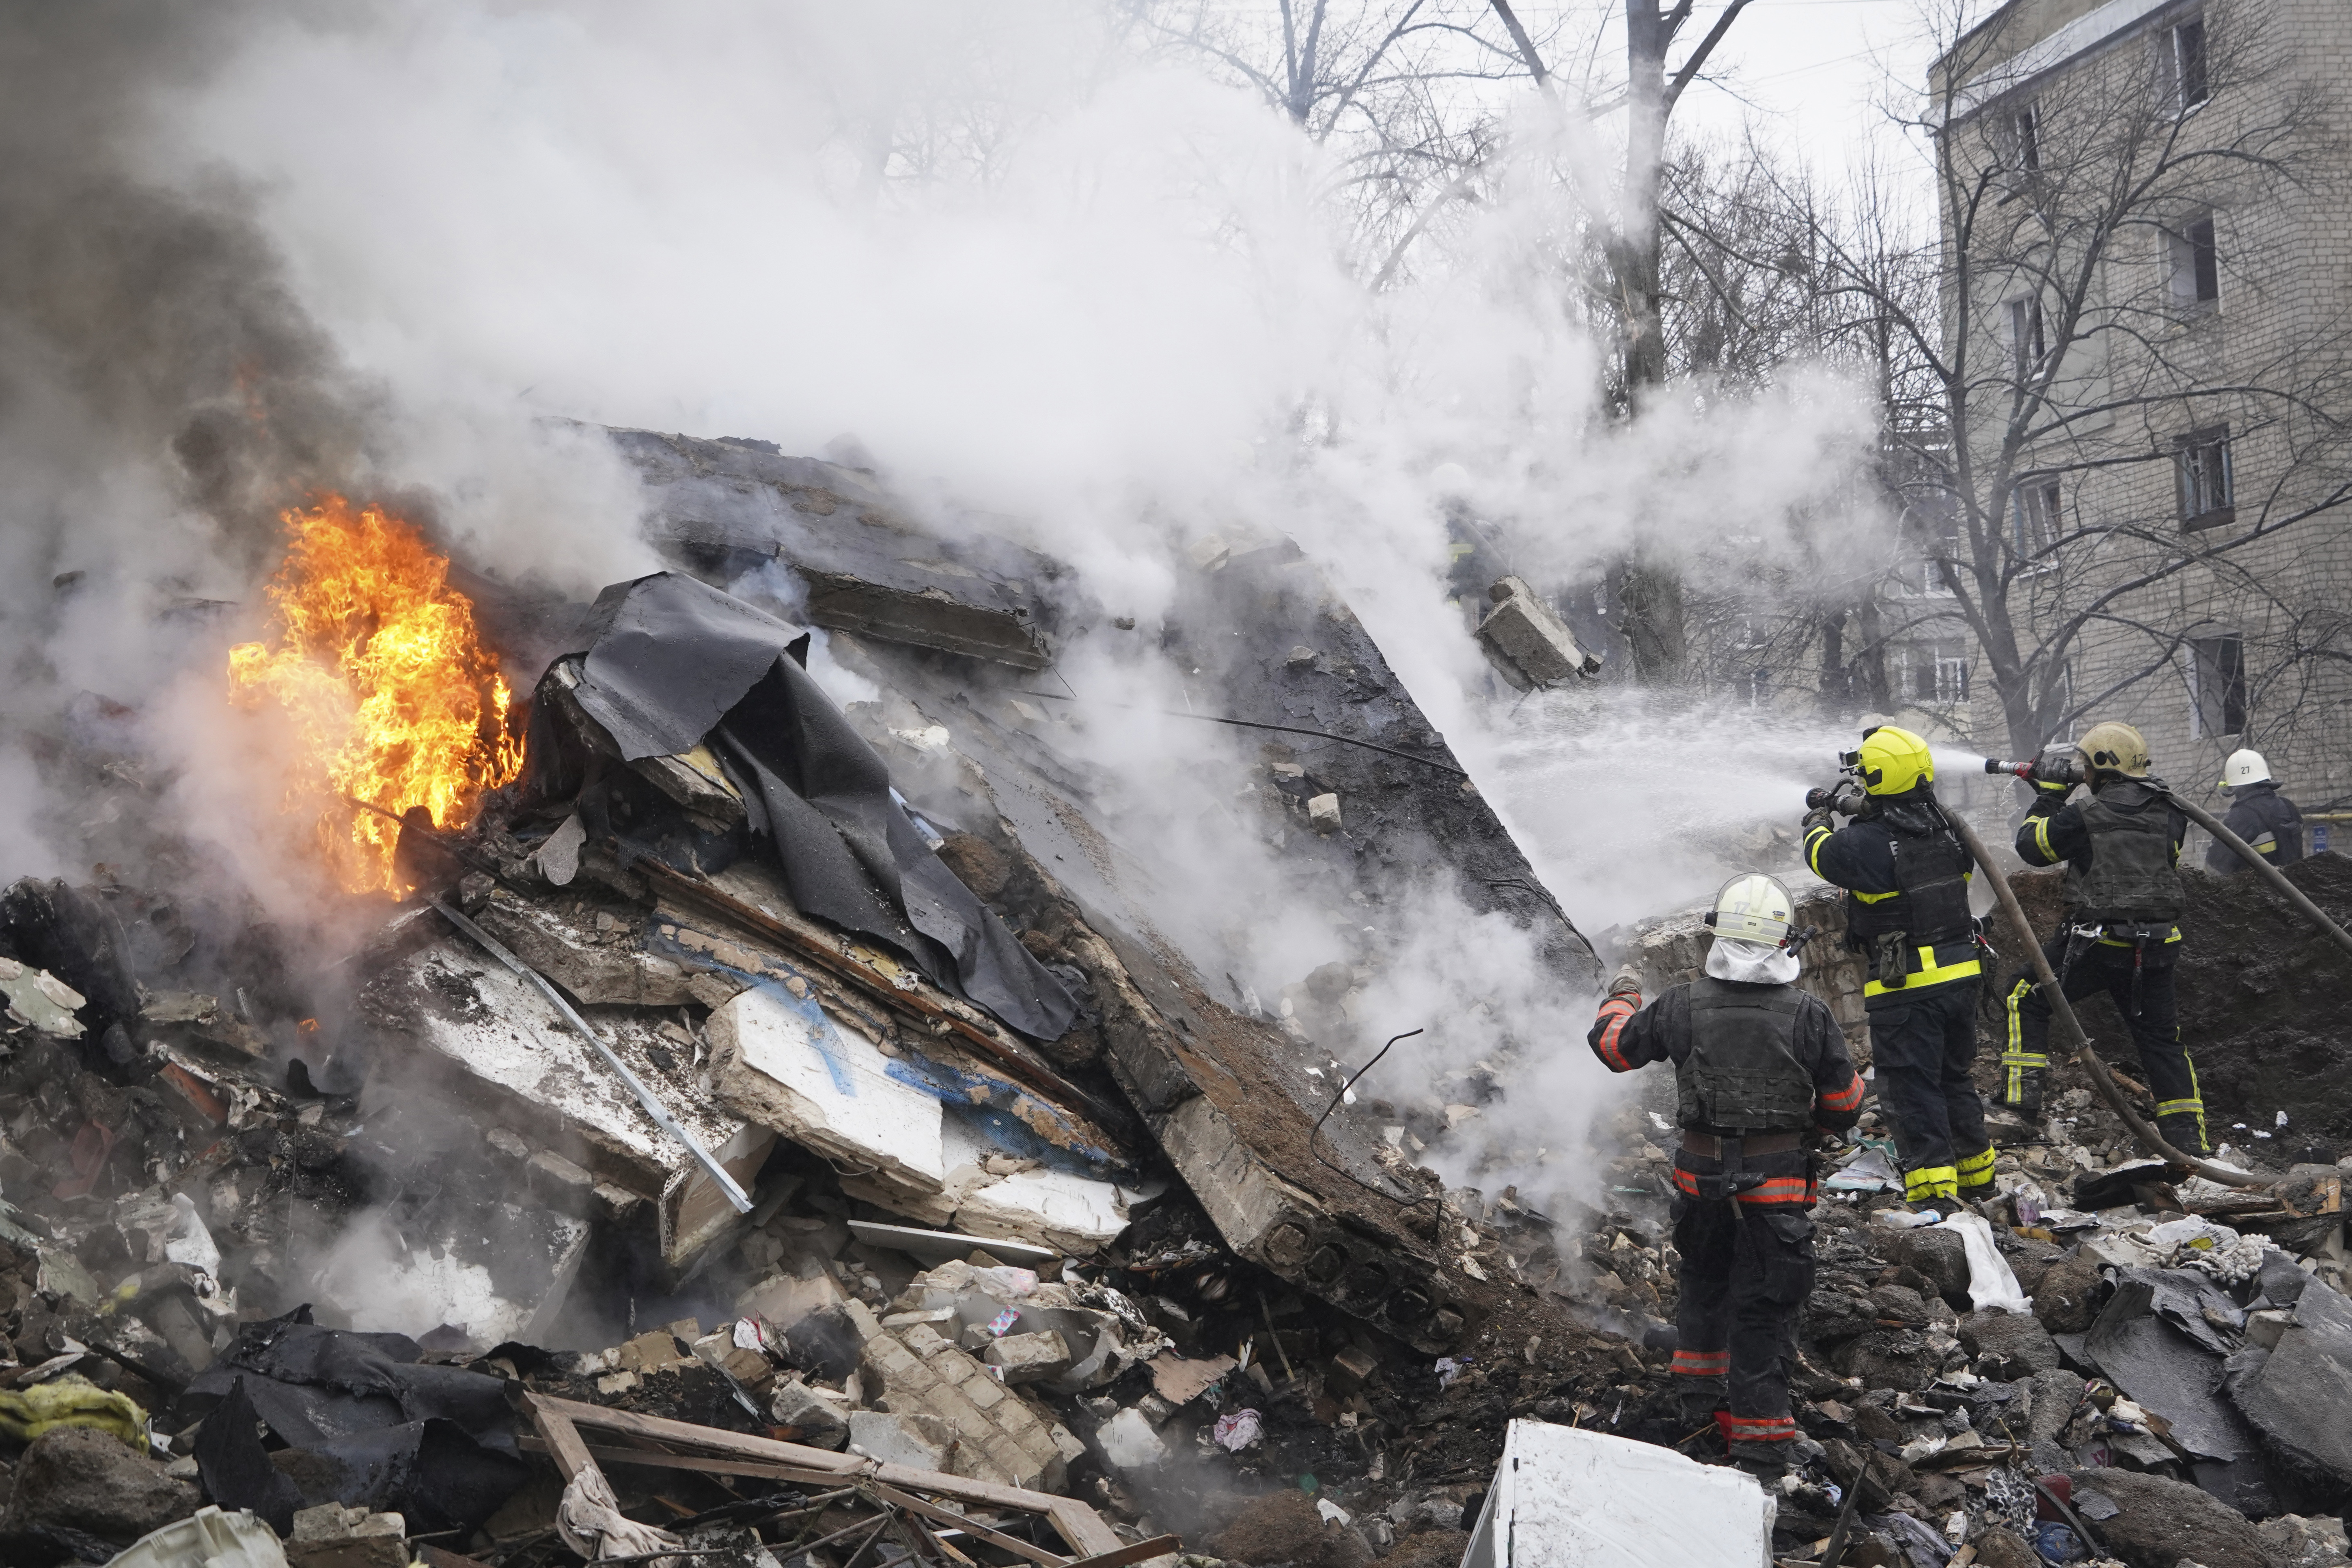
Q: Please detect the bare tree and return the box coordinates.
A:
[1797,0,2352,758]
[1125,0,1553,272]
[1487,2,1759,683]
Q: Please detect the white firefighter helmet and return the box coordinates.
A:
[1705,872,1795,949]
[2220,748,2271,789]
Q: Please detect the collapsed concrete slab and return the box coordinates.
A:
[356,923,773,1270]
[2225,1269,2352,1496]
[611,427,1058,669]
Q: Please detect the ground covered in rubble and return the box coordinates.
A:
[0,433,2347,1568]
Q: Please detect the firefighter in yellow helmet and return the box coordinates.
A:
[2004,722,2207,1154]
[1588,874,1864,1475]
[1801,726,1995,1210]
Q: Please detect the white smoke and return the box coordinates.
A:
[6,0,1900,1216]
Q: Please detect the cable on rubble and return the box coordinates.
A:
[1013,690,1469,776]
[1309,1027,1445,1214]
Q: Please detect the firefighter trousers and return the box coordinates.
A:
[1668,1190,1815,1451]
[2002,937,2205,1154]
[1867,980,1994,1203]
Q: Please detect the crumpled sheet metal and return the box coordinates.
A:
[0,955,86,1037]
[550,572,1075,1041]
[185,1308,527,1537]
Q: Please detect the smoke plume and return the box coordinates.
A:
[0,0,1894,1218]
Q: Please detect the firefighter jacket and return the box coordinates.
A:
[2016,779,2188,943]
[1805,794,1982,1008]
[2207,781,2304,873]
[1588,977,1865,1208]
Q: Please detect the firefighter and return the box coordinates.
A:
[1800,725,1994,1210]
[1588,873,1863,1475]
[2207,748,2305,874]
[2000,721,2208,1154]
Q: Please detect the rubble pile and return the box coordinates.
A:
[0,427,2345,1567]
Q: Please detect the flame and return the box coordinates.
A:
[229,496,522,893]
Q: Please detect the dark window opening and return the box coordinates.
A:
[2167,214,2220,305]
[2175,427,2233,528]
[2012,477,2061,559]
[2190,633,2244,737]
[2169,16,2210,113]
[1899,641,1971,706]
[2012,105,2041,171]
[2010,296,2048,379]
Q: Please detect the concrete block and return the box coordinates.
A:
[1306,793,1342,834]
[848,1410,954,1472]
[706,987,949,1210]
[288,1502,408,1568]
[526,1149,595,1212]
[1475,576,1597,688]
[768,1379,849,1450]
[983,1329,1074,1385]
[898,1322,954,1358]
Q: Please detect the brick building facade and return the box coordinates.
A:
[1932,0,2352,814]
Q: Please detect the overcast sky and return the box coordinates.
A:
[1654,0,1942,175]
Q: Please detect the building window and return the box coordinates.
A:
[2175,427,2233,529]
[2011,104,2042,172]
[2188,633,2245,738]
[2165,213,2220,306]
[1898,640,1971,706]
[2011,477,2061,559]
[2162,13,2210,115]
[2009,296,2048,380]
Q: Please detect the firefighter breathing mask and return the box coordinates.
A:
[1702,872,1806,984]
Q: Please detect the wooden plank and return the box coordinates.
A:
[524,1393,597,1483]
[1061,1536,1184,1568]
[866,1483,1069,1568]
[913,1517,980,1568]
[520,1434,850,1488]
[528,1392,1123,1553]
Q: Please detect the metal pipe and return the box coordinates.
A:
[1942,816,2270,1191]
[2159,790,2352,962]
[431,897,752,1212]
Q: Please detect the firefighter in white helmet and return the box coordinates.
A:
[1588,873,1863,1475]
[2207,748,2305,874]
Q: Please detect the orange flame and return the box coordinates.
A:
[228,496,522,893]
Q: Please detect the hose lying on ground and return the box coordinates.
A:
[2159,788,2352,962]
[1944,813,2273,1191]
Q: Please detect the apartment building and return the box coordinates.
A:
[1927,0,2352,811]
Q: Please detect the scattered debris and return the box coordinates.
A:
[0,427,2344,1567]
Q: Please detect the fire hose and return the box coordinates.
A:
[2161,789,2352,962]
[1937,812,2270,1190]
[1981,759,2352,964]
